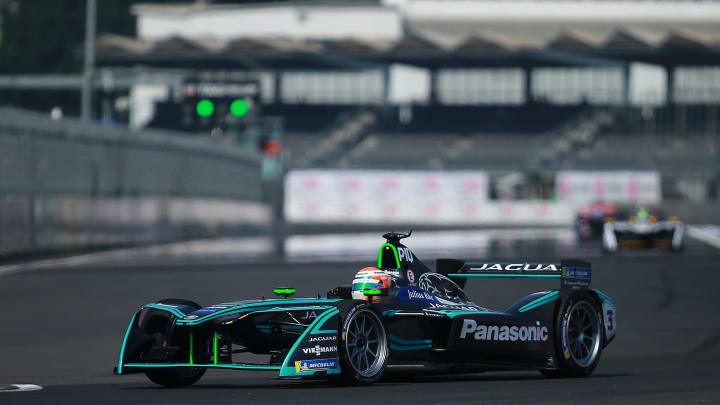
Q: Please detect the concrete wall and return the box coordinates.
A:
[0,196,271,257]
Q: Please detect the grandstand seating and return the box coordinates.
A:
[283,104,719,175]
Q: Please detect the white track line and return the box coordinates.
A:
[0,237,273,276]
[0,384,43,393]
[687,225,720,250]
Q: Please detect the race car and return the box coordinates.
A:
[602,204,684,252]
[575,202,617,239]
[115,231,616,387]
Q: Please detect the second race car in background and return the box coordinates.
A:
[575,202,617,239]
[602,205,684,252]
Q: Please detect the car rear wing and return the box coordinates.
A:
[437,259,591,292]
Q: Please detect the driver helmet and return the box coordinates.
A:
[635,203,650,222]
[351,267,394,301]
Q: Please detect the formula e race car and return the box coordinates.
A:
[115,232,616,387]
[602,205,684,252]
[575,202,617,239]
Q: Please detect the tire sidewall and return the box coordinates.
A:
[337,301,388,385]
[554,291,603,377]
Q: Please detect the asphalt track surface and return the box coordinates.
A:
[2,234,720,404]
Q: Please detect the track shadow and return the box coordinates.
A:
[122,371,634,391]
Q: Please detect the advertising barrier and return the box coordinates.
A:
[285,170,573,225]
[555,171,661,204]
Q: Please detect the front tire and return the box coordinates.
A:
[337,301,389,385]
[145,367,205,387]
[543,292,603,378]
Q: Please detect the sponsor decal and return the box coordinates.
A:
[309,335,336,343]
[397,247,414,263]
[406,288,435,301]
[459,319,548,342]
[429,303,482,311]
[302,345,337,357]
[183,315,199,320]
[301,311,318,321]
[407,270,415,284]
[384,269,401,277]
[563,267,590,279]
[295,358,339,372]
[422,311,445,318]
[602,301,616,339]
[342,306,358,340]
[561,308,571,359]
[469,263,559,271]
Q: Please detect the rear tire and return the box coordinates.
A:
[542,292,603,378]
[336,301,389,385]
[145,367,205,387]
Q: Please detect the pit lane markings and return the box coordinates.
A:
[0,384,43,393]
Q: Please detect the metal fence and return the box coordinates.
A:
[0,107,263,200]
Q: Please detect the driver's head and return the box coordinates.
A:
[351,267,394,301]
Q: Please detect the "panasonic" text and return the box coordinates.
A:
[459,319,548,342]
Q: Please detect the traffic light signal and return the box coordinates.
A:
[196,99,215,118]
[230,98,250,117]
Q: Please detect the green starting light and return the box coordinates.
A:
[230,98,250,117]
[196,99,214,117]
[273,288,296,298]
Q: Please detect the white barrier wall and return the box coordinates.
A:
[555,171,662,204]
[0,196,271,257]
[285,170,574,225]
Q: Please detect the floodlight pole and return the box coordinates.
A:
[81,0,97,122]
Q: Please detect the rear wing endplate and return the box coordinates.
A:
[438,259,591,291]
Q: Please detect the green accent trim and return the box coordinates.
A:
[389,334,432,345]
[390,343,432,351]
[117,312,137,375]
[310,308,339,335]
[378,243,400,269]
[213,332,218,365]
[442,310,495,318]
[518,291,560,313]
[448,273,561,278]
[279,308,340,377]
[175,299,341,325]
[273,288,296,296]
[594,289,616,306]
[189,333,194,365]
[363,289,382,296]
[123,363,281,371]
[145,303,186,319]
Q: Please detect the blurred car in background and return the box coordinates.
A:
[575,202,617,239]
[602,205,684,252]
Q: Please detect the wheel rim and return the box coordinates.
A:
[565,301,601,367]
[344,309,387,378]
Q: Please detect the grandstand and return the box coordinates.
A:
[83,1,719,179]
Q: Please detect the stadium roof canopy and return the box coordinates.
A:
[97,0,720,70]
[95,27,720,71]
